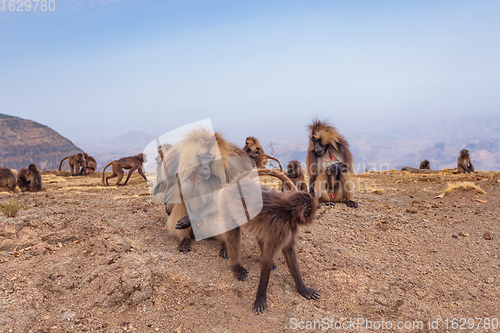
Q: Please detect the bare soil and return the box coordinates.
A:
[1,170,499,332]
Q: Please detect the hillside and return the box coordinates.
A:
[0,170,498,332]
[0,114,82,170]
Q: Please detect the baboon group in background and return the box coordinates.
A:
[1,151,148,192]
[0,164,43,192]
[58,151,149,186]
[59,153,86,176]
[57,151,149,186]
[58,152,97,176]
[415,148,475,173]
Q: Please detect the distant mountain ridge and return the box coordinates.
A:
[2,113,497,173]
[267,114,500,172]
[75,131,156,169]
[0,114,82,170]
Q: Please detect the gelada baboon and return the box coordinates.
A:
[457,149,474,173]
[101,153,147,186]
[176,173,319,314]
[58,153,86,176]
[306,119,357,207]
[0,168,18,192]
[419,160,430,170]
[243,137,283,171]
[160,129,253,254]
[282,160,308,192]
[79,153,97,175]
[17,164,43,192]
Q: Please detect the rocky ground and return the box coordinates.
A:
[0,170,499,332]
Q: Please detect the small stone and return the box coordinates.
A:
[0,239,17,252]
[458,231,468,237]
[452,235,458,239]
[31,242,52,256]
[17,228,42,248]
[483,232,494,240]
[406,208,418,214]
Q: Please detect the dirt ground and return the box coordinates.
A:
[0,170,499,332]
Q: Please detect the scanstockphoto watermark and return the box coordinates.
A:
[289,317,499,331]
[289,317,424,331]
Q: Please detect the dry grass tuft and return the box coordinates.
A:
[2,200,21,217]
[360,187,384,194]
[444,182,486,195]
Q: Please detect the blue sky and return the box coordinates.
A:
[1,0,500,144]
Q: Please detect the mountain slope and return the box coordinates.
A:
[0,114,81,170]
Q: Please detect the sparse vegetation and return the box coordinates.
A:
[2,200,21,217]
[365,187,384,194]
[267,143,279,170]
[444,181,486,195]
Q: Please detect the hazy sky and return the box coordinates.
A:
[1,0,500,144]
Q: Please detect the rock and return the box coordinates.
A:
[17,228,42,248]
[406,208,418,214]
[0,238,17,251]
[31,242,53,256]
[102,235,131,253]
[458,231,468,237]
[483,232,494,240]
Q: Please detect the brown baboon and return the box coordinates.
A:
[176,174,319,314]
[243,137,283,171]
[306,119,357,207]
[160,129,252,254]
[17,164,43,192]
[58,153,86,176]
[457,149,474,173]
[419,160,431,170]
[0,168,17,192]
[101,153,147,186]
[282,160,308,192]
[79,153,97,175]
